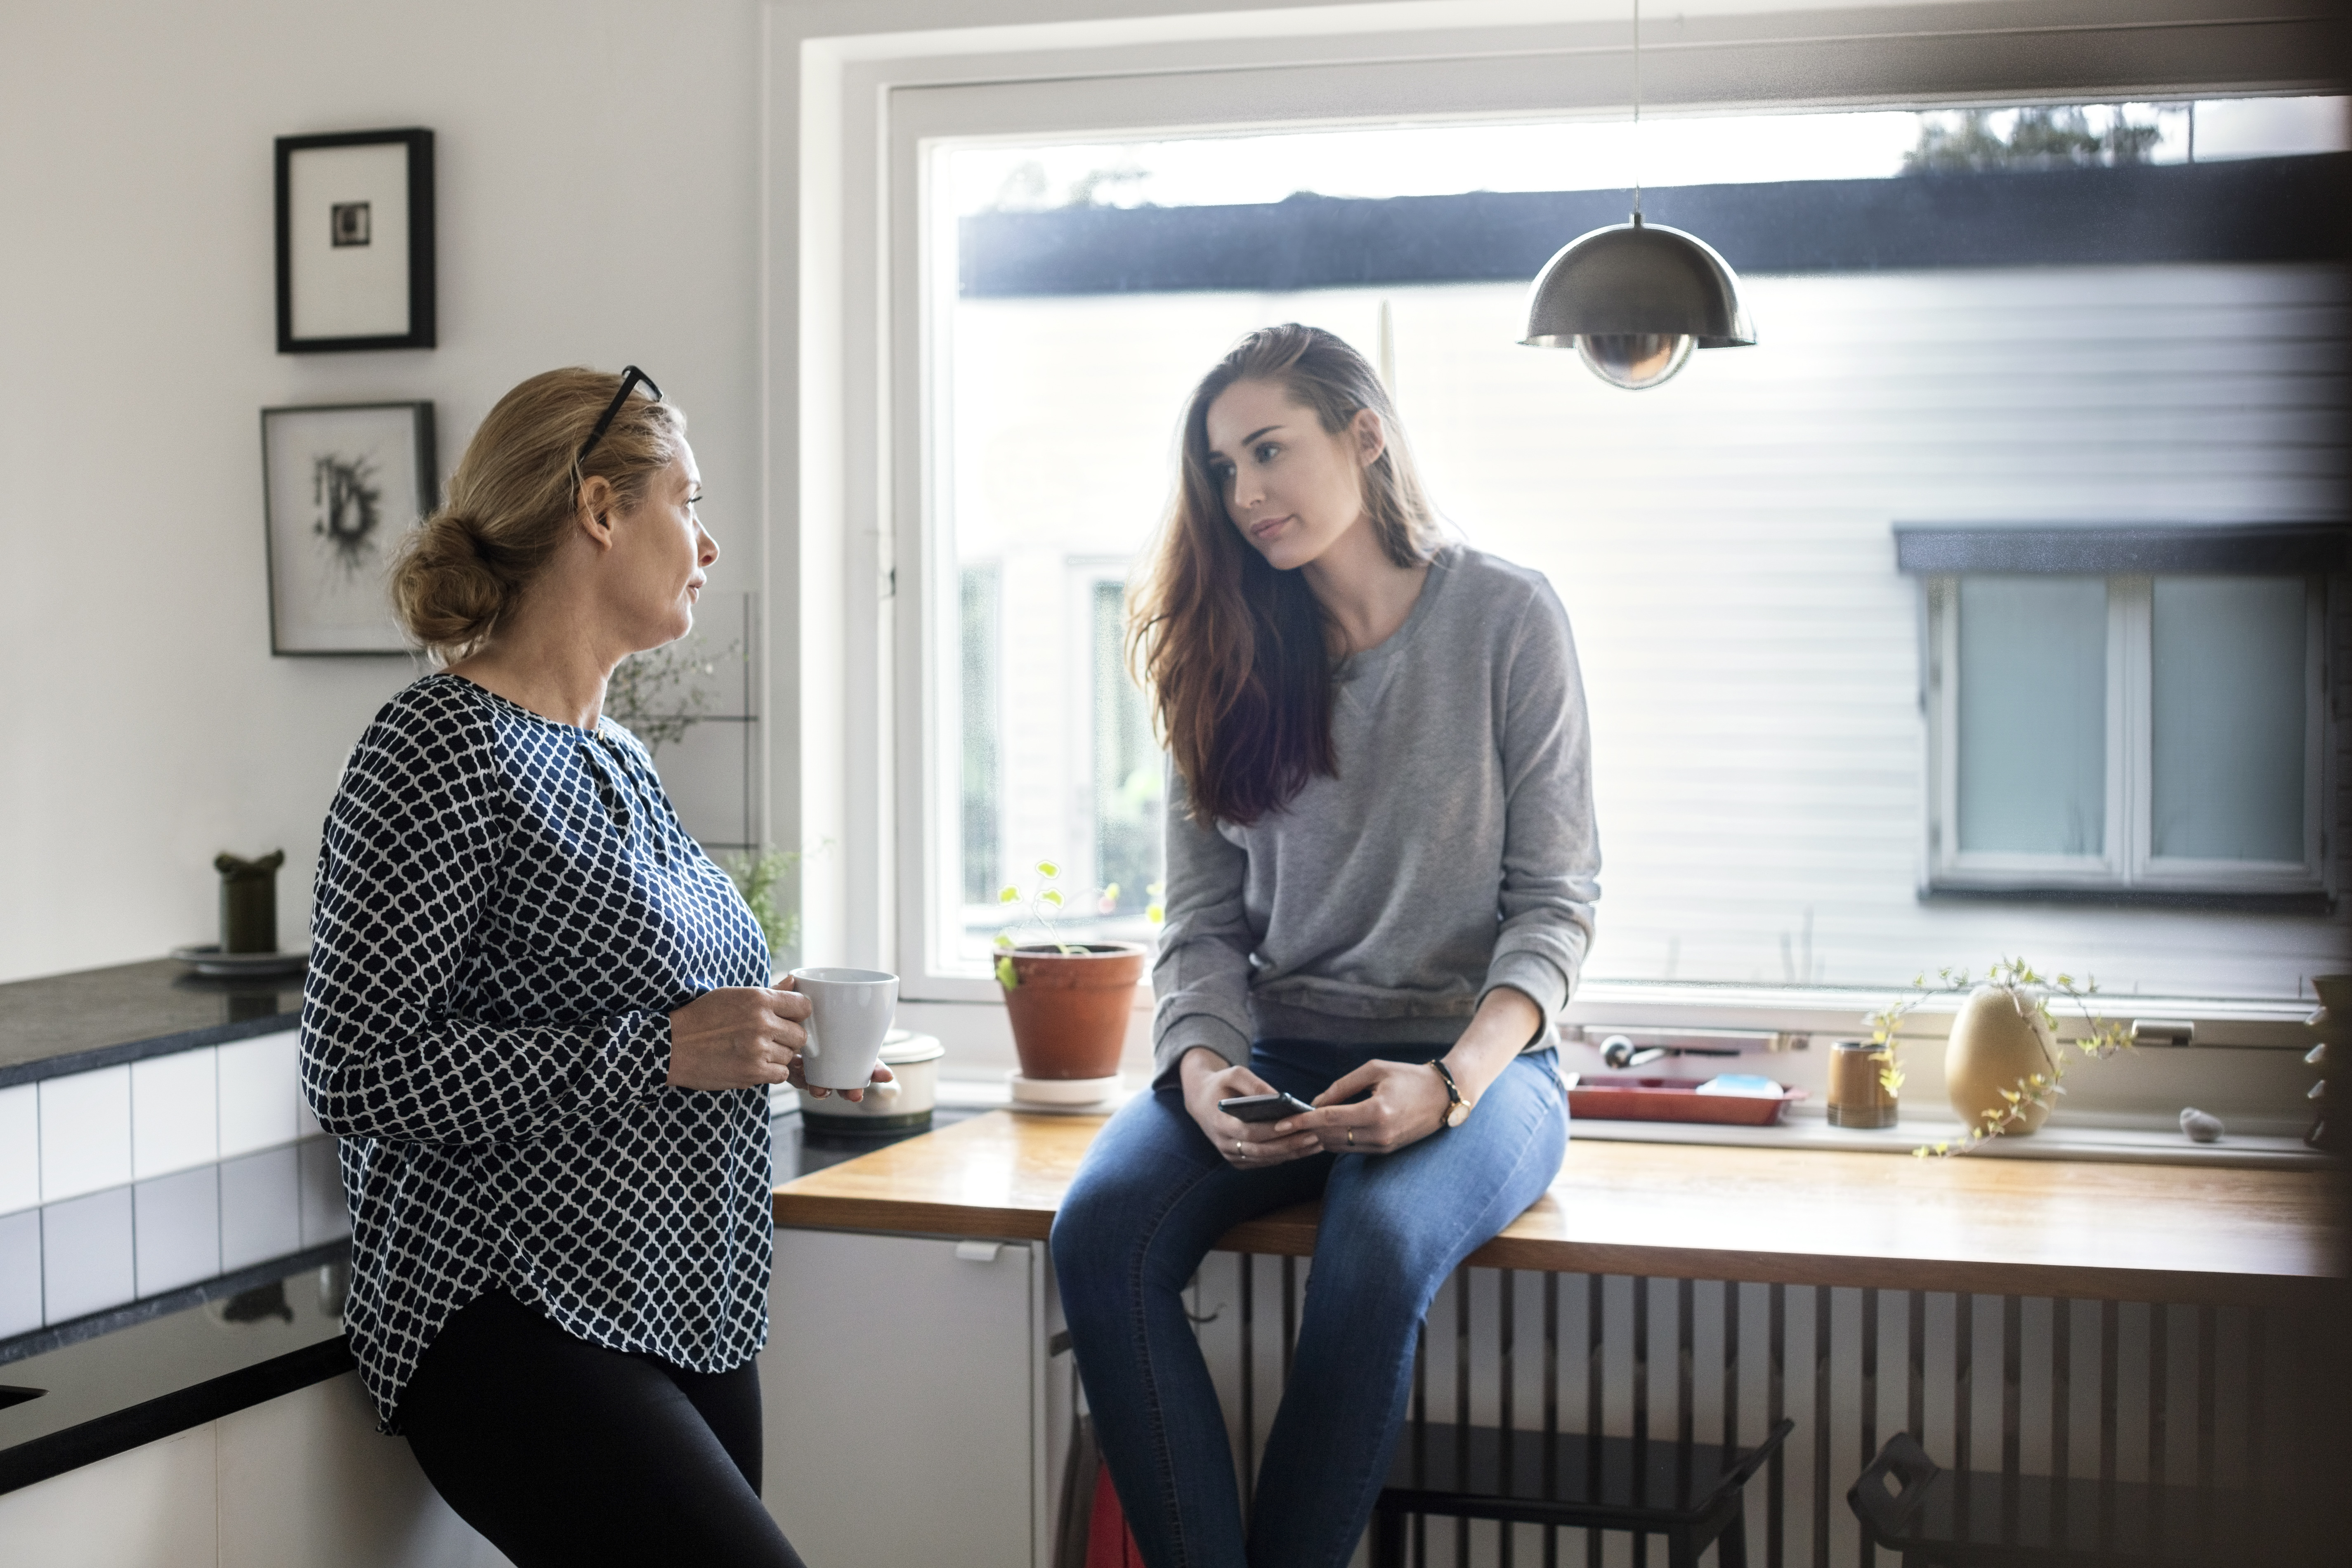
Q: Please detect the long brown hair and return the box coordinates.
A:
[1128,324,1443,826]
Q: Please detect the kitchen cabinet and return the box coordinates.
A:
[763,1226,1070,1567]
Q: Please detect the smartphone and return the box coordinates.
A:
[1219,1091,1317,1123]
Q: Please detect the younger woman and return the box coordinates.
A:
[1052,324,1601,1568]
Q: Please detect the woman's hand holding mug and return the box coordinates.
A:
[667,980,893,1099]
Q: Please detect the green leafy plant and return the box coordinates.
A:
[992,864,1164,988]
[720,847,801,962]
[1867,956,2135,1157]
[606,633,737,757]
[994,861,1073,987]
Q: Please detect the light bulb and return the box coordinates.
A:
[1574,333,1694,390]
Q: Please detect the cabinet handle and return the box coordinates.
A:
[954,1240,1003,1263]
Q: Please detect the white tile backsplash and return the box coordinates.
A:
[43,1185,135,1324]
[132,1048,219,1181]
[135,1167,222,1298]
[219,1147,300,1273]
[0,1084,38,1216]
[38,1065,131,1203]
[0,1209,40,1338]
[297,1139,349,1247]
[217,1032,300,1159]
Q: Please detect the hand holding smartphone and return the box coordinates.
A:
[1219,1091,1317,1123]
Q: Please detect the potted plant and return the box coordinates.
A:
[993,862,1155,1083]
[1868,956,2134,1157]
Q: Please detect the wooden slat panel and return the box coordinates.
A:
[772,1111,2337,1305]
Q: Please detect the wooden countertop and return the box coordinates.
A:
[774,1111,2341,1306]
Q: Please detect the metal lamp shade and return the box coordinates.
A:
[1522,216,1755,389]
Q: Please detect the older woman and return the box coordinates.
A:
[300,367,873,1568]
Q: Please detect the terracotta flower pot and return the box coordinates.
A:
[1944,984,2060,1136]
[999,943,1145,1080]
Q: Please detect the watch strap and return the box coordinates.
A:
[1430,1058,1471,1128]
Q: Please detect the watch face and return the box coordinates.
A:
[1447,1103,1471,1128]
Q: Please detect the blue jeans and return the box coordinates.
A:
[1051,1040,1570,1568]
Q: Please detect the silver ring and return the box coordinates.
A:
[1234,1140,1246,1157]
[1346,1127,1355,1148]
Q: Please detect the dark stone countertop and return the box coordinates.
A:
[0,959,305,1088]
[0,1249,353,1495]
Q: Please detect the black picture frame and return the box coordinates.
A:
[274,128,435,353]
[260,401,437,656]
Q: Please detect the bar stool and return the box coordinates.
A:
[1371,1418,1794,1568]
[1847,1431,2271,1566]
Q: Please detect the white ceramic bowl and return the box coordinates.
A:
[795,1030,943,1123]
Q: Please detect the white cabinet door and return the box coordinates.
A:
[765,1229,1046,1568]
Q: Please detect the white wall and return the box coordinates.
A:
[0,0,761,983]
[0,0,2322,987]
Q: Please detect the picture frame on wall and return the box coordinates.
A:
[274,128,435,353]
[261,402,436,655]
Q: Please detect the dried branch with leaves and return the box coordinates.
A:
[1866,956,2136,1157]
[605,634,737,757]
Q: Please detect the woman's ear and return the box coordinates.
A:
[1351,406,1386,469]
[575,476,618,552]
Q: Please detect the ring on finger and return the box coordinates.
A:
[1346,1127,1355,1148]
[1233,1139,1247,1158]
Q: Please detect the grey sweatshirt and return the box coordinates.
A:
[1152,544,1601,1085]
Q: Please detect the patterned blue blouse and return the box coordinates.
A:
[300,673,772,1428]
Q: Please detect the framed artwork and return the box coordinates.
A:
[274,128,435,352]
[261,402,437,655]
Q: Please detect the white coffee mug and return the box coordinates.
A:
[789,967,900,1091]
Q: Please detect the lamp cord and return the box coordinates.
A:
[1632,0,1643,221]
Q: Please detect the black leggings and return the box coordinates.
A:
[400,1291,809,1568]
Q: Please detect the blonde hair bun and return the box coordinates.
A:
[387,368,686,663]
[391,514,506,656]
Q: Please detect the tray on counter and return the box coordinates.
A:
[1563,1073,1807,1126]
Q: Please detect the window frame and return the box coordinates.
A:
[777,0,2346,1027]
[1925,570,2329,900]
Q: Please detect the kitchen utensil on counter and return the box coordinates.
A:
[796,1030,943,1135]
[1827,1039,1899,1128]
[1561,1073,1806,1127]
[789,967,899,1091]
[168,945,308,978]
[215,850,285,954]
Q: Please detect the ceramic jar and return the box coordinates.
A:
[1944,984,2059,1135]
[1827,1040,1898,1128]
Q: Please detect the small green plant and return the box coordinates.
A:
[992,864,1164,988]
[1867,956,2135,1157]
[720,846,801,962]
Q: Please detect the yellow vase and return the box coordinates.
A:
[1944,984,2060,1136]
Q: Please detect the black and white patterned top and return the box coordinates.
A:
[300,673,772,1429]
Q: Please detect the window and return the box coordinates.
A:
[914,109,2351,999]
[797,6,2352,1013]
[1926,561,2326,898]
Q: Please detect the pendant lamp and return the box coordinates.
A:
[1520,0,1755,388]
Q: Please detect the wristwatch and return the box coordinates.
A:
[1429,1058,1472,1129]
